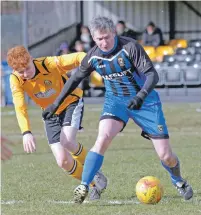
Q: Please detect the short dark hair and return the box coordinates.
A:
[117,20,125,26]
[147,21,155,27]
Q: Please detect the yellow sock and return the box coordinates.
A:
[68,160,83,180]
[68,160,95,187]
[71,142,87,165]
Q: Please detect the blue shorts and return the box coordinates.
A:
[100,95,169,140]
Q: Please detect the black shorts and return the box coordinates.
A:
[44,98,84,144]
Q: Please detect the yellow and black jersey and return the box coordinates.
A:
[10,52,86,133]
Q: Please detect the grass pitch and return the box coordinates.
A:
[1,103,201,215]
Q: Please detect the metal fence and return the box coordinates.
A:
[1,1,81,59]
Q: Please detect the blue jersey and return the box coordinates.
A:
[80,36,158,99]
[51,36,167,139]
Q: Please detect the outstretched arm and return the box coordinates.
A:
[10,74,31,134]
[10,74,36,153]
[42,54,93,119]
[54,68,90,107]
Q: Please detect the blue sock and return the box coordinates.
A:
[81,151,104,187]
[161,158,183,184]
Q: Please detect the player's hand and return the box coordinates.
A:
[1,137,14,161]
[23,133,36,153]
[127,96,143,110]
[42,104,58,120]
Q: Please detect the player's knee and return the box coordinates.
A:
[61,132,74,144]
[97,133,113,145]
[61,136,73,146]
[159,151,174,165]
[60,133,76,151]
[92,133,113,154]
[56,158,69,169]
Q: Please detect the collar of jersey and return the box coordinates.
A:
[30,60,47,80]
[100,35,118,55]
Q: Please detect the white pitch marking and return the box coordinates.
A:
[1,199,140,205]
[1,200,23,205]
[47,199,140,205]
[106,200,140,205]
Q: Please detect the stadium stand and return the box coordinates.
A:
[143,46,156,61]
[164,65,183,87]
[156,45,175,56]
[188,39,201,48]
[163,55,177,66]
[176,48,189,55]
[183,64,201,86]
[146,38,201,88]
[155,45,175,62]
[168,39,188,49]
[153,63,165,87]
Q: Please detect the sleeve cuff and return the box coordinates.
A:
[22,131,32,136]
[137,89,148,100]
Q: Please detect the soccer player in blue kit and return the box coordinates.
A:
[43,17,193,203]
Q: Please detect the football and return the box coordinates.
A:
[136,176,164,204]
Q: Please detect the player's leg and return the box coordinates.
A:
[61,126,87,165]
[44,115,77,176]
[82,118,124,183]
[60,98,86,165]
[60,98,108,199]
[129,103,193,200]
[74,97,128,203]
[50,142,81,178]
[82,97,128,187]
[151,138,193,200]
[74,118,124,203]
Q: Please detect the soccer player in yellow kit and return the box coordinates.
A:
[7,46,107,200]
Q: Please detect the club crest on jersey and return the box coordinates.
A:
[44,80,52,86]
[158,125,163,132]
[117,58,125,67]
